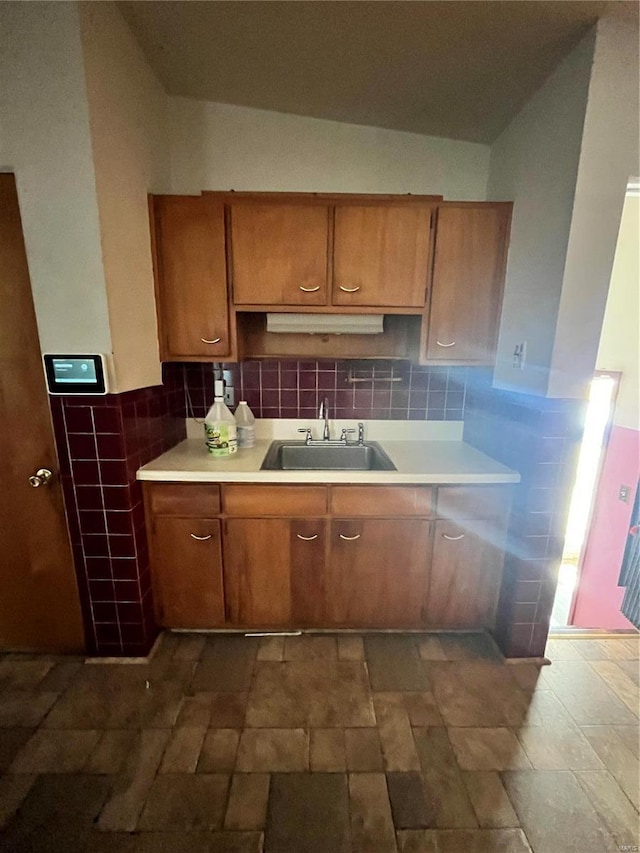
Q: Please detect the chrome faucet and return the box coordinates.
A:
[319,396,331,441]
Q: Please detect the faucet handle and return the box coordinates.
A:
[339,428,356,443]
[297,428,313,445]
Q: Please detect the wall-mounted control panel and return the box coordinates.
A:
[43,354,108,395]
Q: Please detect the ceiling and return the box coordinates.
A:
[118,1,610,144]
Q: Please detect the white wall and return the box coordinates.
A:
[0,3,112,360]
[549,11,640,400]
[168,98,490,199]
[79,2,169,392]
[596,193,640,431]
[487,30,595,395]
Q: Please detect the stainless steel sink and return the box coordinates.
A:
[260,440,397,471]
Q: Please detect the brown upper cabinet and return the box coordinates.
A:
[229,197,435,310]
[151,195,231,361]
[333,205,432,308]
[425,203,511,363]
[230,203,330,306]
[149,192,511,364]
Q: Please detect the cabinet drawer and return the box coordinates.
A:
[330,486,432,517]
[145,483,220,516]
[222,485,327,516]
[436,486,511,521]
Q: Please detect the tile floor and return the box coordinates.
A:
[0,631,638,852]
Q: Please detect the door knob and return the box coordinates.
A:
[29,468,53,488]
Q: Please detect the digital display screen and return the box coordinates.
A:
[43,354,107,395]
[52,358,98,384]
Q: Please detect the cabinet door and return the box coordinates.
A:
[326,519,430,627]
[427,519,505,629]
[230,203,329,305]
[426,205,510,362]
[152,195,231,360]
[223,518,326,627]
[333,205,432,307]
[150,517,225,628]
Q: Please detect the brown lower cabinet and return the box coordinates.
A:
[223,517,326,627]
[150,516,225,628]
[326,519,431,627]
[144,482,511,632]
[223,515,432,629]
[426,519,506,629]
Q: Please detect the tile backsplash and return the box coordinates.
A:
[173,360,469,422]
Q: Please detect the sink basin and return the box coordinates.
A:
[260,440,397,471]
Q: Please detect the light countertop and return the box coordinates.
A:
[137,438,520,485]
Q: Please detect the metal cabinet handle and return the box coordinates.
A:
[201,337,222,344]
[442,533,465,541]
[339,285,361,293]
[339,533,361,541]
[436,340,456,348]
[296,534,318,541]
[299,285,320,292]
[29,468,53,488]
[190,533,212,541]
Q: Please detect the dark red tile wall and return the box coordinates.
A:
[50,364,185,656]
[178,360,468,422]
[463,368,586,658]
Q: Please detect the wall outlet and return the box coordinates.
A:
[212,365,235,407]
[512,341,527,370]
[619,484,631,503]
[222,369,235,407]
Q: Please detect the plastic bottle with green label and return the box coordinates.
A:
[204,380,237,456]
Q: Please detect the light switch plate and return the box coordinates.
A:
[619,484,631,503]
[512,341,527,370]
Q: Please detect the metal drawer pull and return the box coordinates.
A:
[299,285,320,292]
[339,533,361,541]
[339,285,361,293]
[443,533,465,541]
[190,533,212,541]
[296,533,318,541]
[436,340,456,347]
[201,337,222,344]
